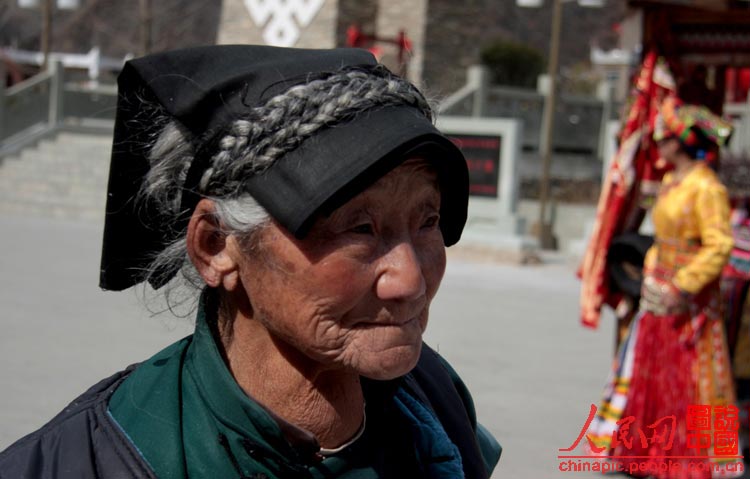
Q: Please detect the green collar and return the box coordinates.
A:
[184,299,320,477]
[108,294,411,479]
[109,296,319,478]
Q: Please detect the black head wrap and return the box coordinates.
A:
[100,45,468,291]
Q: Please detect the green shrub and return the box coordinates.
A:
[480,40,545,88]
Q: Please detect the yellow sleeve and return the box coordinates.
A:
[643,244,657,272]
[673,181,733,294]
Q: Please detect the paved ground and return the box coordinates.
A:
[0,213,648,478]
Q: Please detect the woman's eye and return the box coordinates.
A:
[422,215,440,229]
[351,223,375,235]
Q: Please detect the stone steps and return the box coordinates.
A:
[0,131,112,221]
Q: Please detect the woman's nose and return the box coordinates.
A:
[375,241,427,301]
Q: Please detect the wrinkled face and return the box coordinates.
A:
[236,159,446,380]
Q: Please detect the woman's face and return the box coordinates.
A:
[657,136,681,164]
[234,159,446,380]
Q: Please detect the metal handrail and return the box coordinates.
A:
[5,70,54,96]
[1,61,118,154]
[64,83,117,95]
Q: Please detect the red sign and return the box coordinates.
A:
[448,134,501,198]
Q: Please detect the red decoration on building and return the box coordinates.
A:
[345,24,412,76]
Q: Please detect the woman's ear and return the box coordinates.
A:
[186,199,239,290]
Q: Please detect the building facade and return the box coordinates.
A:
[214,0,623,97]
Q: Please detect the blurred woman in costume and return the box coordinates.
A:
[587,96,737,478]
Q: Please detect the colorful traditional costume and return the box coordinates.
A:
[578,52,675,330]
[719,169,750,455]
[722,198,750,367]
[587,98,738,478]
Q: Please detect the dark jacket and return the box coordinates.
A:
[0,346,500,479]
[0,367,155,478]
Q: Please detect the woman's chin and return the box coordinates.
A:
[355,344,423,380]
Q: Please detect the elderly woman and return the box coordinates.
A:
[0,46,500,478]
[587,97,736,478]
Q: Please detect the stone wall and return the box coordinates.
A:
[217,0,265,45]
[216,0,428,86]
[214,0,626,102]
[335,0,379,47]
[217,0,338,49]
[421,0,627,100]
[297,0,339,49]
[422,0,501,99]
[375,0,428,86]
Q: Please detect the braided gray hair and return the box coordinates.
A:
[139,64,433,306]
[200,64,433,197]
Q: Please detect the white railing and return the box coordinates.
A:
[1,47,129,83]
[0,61,117,153]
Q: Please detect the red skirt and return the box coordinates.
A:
[589,310,739,478]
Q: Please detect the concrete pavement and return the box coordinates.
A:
[0,212,626,478]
